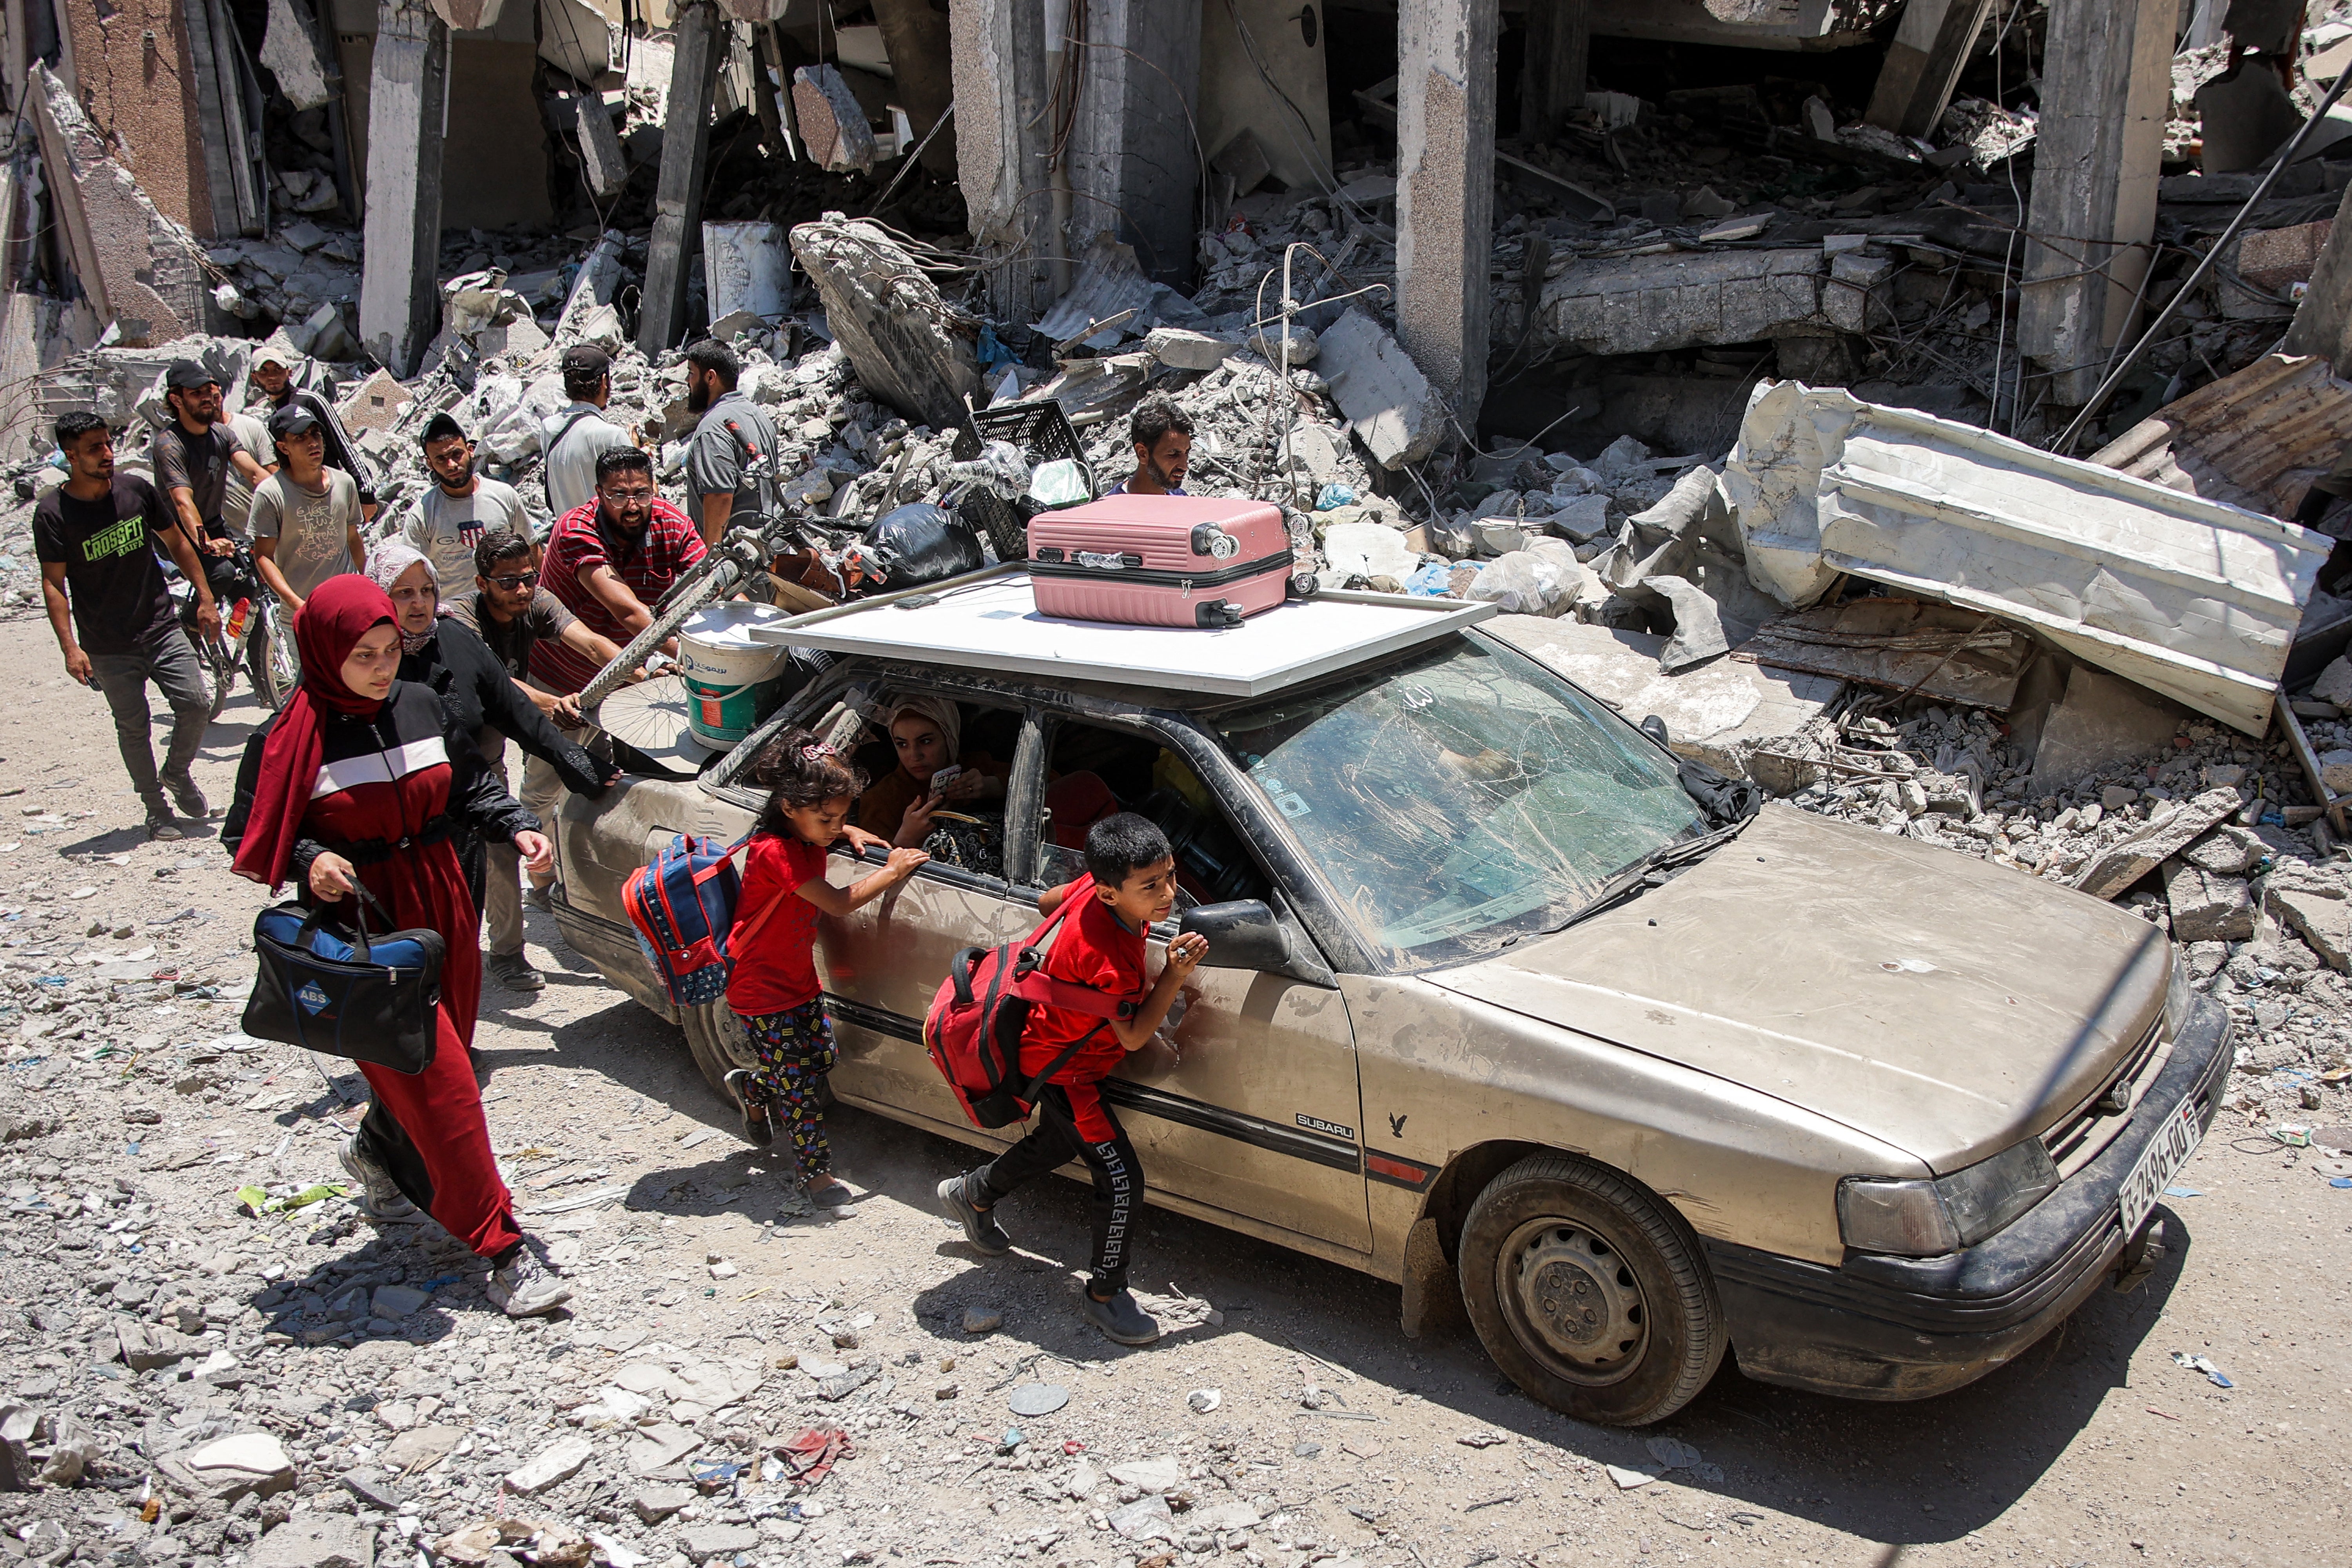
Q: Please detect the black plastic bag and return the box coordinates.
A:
[844,502,984,595]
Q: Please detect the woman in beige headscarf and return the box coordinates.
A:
[856,695,1009,848]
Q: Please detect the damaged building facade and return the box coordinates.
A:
[7,0,2352,1129]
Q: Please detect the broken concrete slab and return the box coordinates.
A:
[794,64,879,174]
[1143,327,1237,371]
[1722,381,2328,736]
[161,1431,297,1501]
[2031,665,2187,791]
[566,92,630,202]
[1318,309,1445,470]
[260,0,334,111]
[2162,861,2257,942]
[1483,615,1845,780]
[1526,248,1880,357]
[246,1515,376,1568]
[2267,879,2352,971]
[2074,787,2246,900]
[791,216,980,434]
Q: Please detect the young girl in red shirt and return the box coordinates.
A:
[726,728,928,1208]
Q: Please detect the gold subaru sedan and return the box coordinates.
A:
[550,591,2227,1426]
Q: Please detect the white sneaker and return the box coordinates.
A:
[339,1138,416,1220]
[487,1243,573,1318]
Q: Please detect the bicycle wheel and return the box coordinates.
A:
[201,634,233,722]
[249,612,299,711]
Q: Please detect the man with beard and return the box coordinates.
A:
[681,338,778,548]
[38,413,220,839]
[150,360,271,604]
[1109,394,1191,496]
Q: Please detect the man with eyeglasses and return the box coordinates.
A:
[439,527,629,987]
[522,448,706,908]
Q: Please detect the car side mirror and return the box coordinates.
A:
[1640,715,1671,748]
[1178,899,1292,973]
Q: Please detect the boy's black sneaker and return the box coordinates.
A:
[936,1172,1013,1255]
[724,1069,774,1146]
[1081,1288,1161,1346]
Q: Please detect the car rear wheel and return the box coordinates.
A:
[681,1001,758,1103]
[1458,1154,1726,1426]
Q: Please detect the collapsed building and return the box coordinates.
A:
[4,2,2352,1116]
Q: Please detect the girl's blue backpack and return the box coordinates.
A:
[622,832,786,1006]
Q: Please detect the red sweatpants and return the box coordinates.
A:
[355,1011,521,1259]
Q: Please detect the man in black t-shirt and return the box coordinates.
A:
[152,360,269,606]
[37,413,221,841]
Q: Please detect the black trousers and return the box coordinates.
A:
[973,1081,1142,1294]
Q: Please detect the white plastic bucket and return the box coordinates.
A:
[675,602,794,747]
[701,221,792,322]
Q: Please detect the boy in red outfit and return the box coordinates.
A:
[936,813,1208,1344]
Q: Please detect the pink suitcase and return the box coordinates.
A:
[1027,495,1296,628]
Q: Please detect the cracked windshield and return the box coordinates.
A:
[1215,637,1704,970]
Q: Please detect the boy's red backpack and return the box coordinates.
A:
[923,878,1134,1129]
[622,832,788,1007]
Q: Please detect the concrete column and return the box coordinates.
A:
[1395,0,1499,429]
[357,0,449,375]
[948,0,1054,322]
[1864,0,1994,140]
[1520,0,1588,144]
[2017,0,2172,407]
[871,0,959,178]
[637,0,725,356]
[1069,0,1202,288]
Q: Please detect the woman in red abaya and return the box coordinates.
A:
[223,575,574,1316]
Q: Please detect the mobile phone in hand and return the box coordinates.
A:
[929,765,963,793]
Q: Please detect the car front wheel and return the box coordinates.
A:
[1458,1154,1727,1426]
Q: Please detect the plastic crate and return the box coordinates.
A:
[951,399,1099,562]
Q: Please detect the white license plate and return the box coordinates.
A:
[2118,1096,2203,1238]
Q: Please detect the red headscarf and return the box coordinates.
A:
[230,577,398,889]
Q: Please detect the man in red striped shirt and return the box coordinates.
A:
[519,446,706,905]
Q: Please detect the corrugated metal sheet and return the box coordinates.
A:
[2090,352,2352,520]
[1726,382,2331,736]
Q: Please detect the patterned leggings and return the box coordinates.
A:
[739,1000,837,1178]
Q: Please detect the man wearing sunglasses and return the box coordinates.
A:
[443,526,633,978]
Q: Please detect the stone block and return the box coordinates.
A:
[679,1523,761,1562]
[792,65,877,174]
[165,1431,296,1501]
[2031,665,2186,791]
[247,1516,375,1568]
[368,1284,429,1319]
[2161,862,2256,942]
[1318,309,1445,470]
[505,1435,593,1494]
[2073,787,2246,900]
[1824,252,1896,333]
[633,1484,693,1523]
[1547,492,1613,543]
[1142,328,1236,370]
[2269,885,2352,971]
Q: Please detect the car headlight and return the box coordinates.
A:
[1838,1138,2063,1257]
[2165,945,2194,1037]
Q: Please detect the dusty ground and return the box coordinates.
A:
[0,601,2344,1568]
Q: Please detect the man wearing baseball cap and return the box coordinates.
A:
[249,403,365,614]
[540,346,634,522]
[250,339,378,520]
[151,359,270,605]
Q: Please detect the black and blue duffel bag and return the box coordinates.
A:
[242,887,444,1074]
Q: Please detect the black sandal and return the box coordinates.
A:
[723,1069,774,1147]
